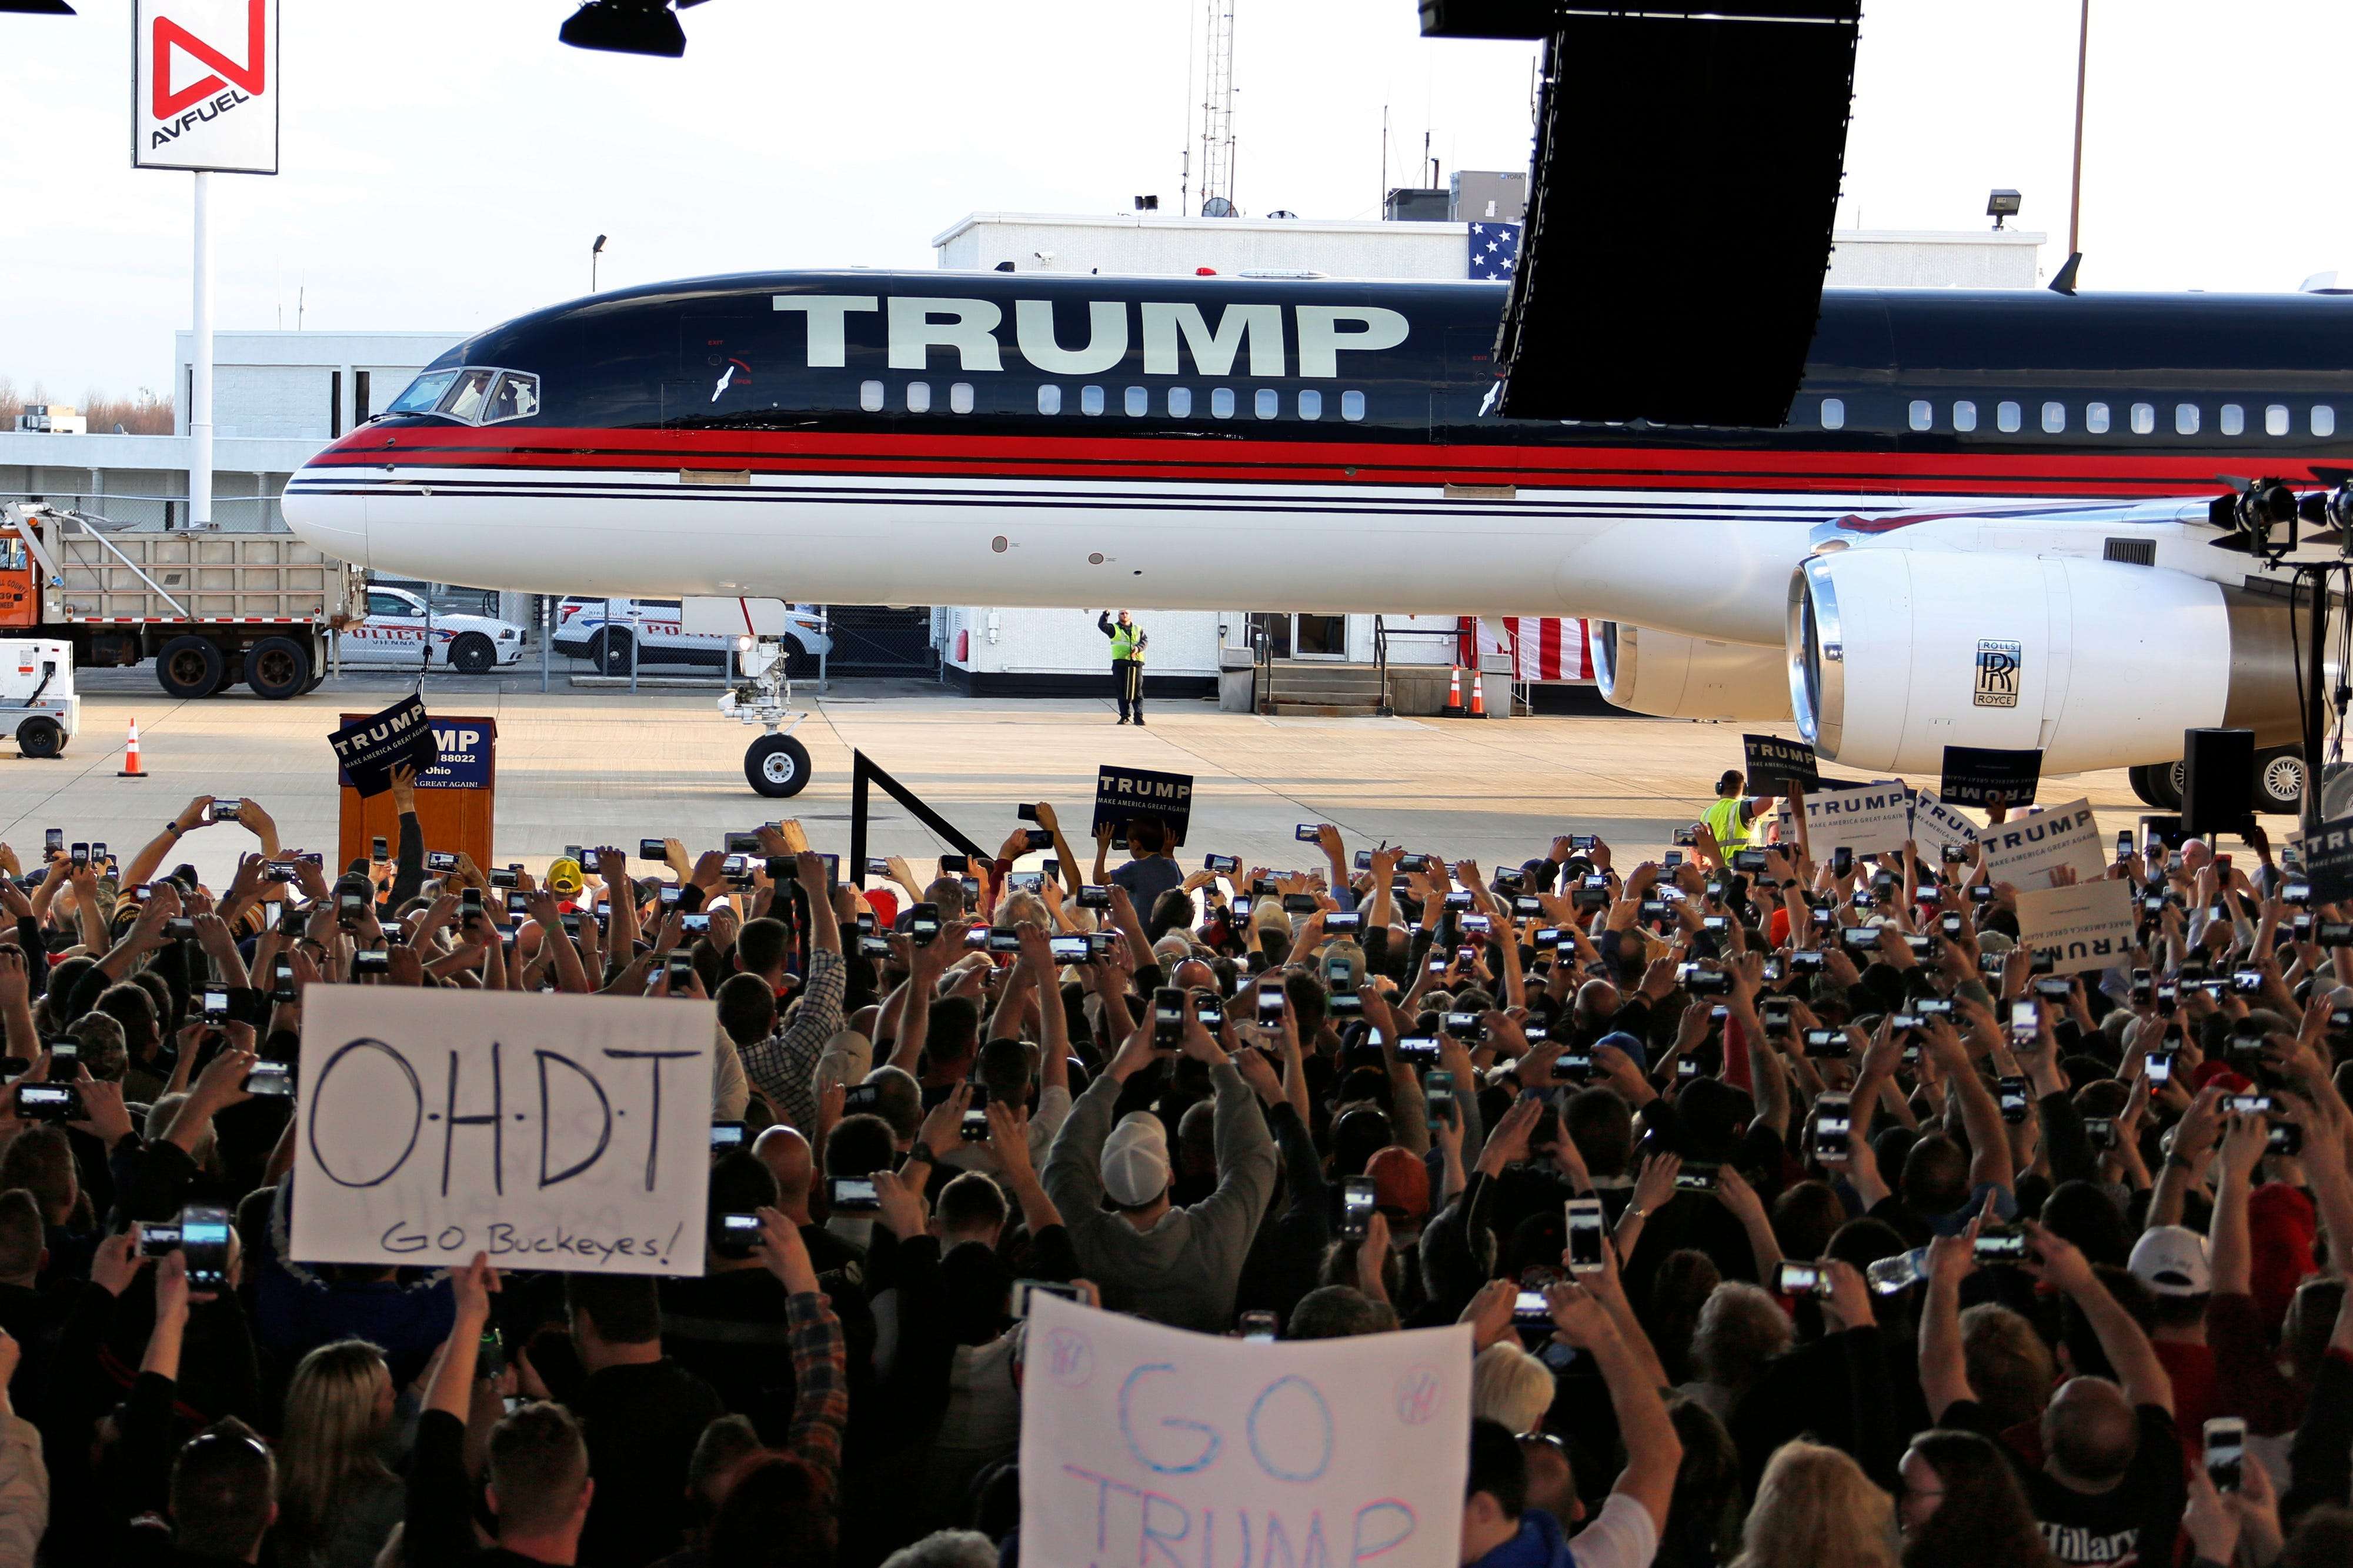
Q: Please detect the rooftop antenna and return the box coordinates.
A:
[1197,0,1236,215]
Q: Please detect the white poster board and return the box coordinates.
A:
[2017,879,2136,975]
[1980,796,2105,892]
[1803,780,1913,856]
[1908,788,1981,863]
[291,986,715,1276]
[134,1,281,174]
[1019,1295,1470,1564]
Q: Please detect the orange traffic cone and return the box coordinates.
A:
[117,718,145,778]
[1468,669,1488,718]
[1441,665,1466,717]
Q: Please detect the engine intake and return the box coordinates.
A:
[1589,621,1791,721]
[1786,549,2307,775]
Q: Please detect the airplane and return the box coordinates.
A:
[283,268,2353,808]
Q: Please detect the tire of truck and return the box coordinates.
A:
[590,629,633,676]
[243,636,312,700]
[449,633,497,673]
[15,717,62,759]
[156,636,226,699]
[745,733,812,798]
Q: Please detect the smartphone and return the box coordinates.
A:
[939,853,970,874]
[1777,1260,1831,1298]
[986,928,1022,955]
[69,842,88,868]
[490,865,520,889]
[2146,1051,2174,1086]
[202,987,229,1022]
[179,1204,231,1289]
[827,1176,882,1213]
[43,829,61,857]
[1194,993,1226,1031]
[353,949,391,976]
[2203,1416,2247,1492]
[1256,989,1287,1028]
[909,903,941,945]
[138,1222,183,1258]
[1802,1029,1850,1059]
[1674,1162,1720,1193]
[1396,1035,1441,1064]
[1153,987,1187,1047]
[1077,885,1112,910]
[1049,934,1090,962]
[1295,823,1324,843]
[1673,825,1697,847]
[1425,1069,1455,1127]
[2085,1117,2117,1150]
[371,836,389,863]
[1941,843,1970,866]
[710,1121,747,1153]
[710,1212,765,1260]
[1678,963,1731,995]
[1239,1309,1279,1343]
[2010,999,2040,1040]
[425,850,459,873]
[1813,1091,1852,1166]
[1204,853,1240,875]
[1280,892,1317,915]
[1014,1279,1084,1319]
[1326,911,1362,932]
[1974,1225,2029,1263]
[1566,1196,1606,1274]
[1997,1076,2032,1124]
[1512,1289,1555,1328]
[960,1106,990,1142]
[1831,847,1854,878]
[2115,831,2135,862]
[1341,1176,1376,1240]
[1789,949,1825,973]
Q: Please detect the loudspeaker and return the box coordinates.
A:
[2181,728,2255,838]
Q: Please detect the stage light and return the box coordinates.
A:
[560,1,687,58]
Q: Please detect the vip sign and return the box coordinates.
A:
[133,0,279,174]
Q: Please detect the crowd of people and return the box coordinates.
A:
[0,760,2344,1568]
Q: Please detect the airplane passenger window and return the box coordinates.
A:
[1124,386,1147,416]
[2132,403,2155,435]
[2087,402,2111,433]
[1997,402,2021,433]
[1037,385,1062,415]
[950,382,974,414]
[1908,400,1931,431]
[1169,388,1193,417]
[1341,391,1366,422]
[906,382,932,414]
[1819,398,1844,430]
[2176,403,2200,435]
[860,381,885,413]
[1953,401,1977,432]
[2317,406,2338,438]
[1080,385,1104,416]
[2266,404,2288,436]
[2041,402,2065,433]
[2220,404,2244,436]
[1299,390,1322,420]
[1254,389,1279,420]
[483,372,540,424]
[1211,388,1235,419]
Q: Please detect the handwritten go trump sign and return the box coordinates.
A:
[291,986,713,1276]
[1020,1293,1470,1566]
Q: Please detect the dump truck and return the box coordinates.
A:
[0,502,363,699]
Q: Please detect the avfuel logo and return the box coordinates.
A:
[148,0,268,149]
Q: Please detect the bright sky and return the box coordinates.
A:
[1,1,2347,396]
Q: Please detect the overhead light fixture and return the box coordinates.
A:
[559,0,690,58]
[0,2,79,14]
[1986,188,2022,230]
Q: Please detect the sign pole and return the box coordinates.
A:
[190,169,213,530]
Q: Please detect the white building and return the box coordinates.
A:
[0,330,458,531]
[928,206,2047,707]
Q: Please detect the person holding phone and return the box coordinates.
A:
[1096,608,1149,724]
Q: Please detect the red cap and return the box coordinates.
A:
[2247,1182,2319,1326]
[1366,1146,1431,1220]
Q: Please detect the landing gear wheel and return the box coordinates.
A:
[2128,765,2162,808]
[242,636,312,700]
[2153,760,2186,812]
[15,718,62,759]
[2255,748,2308,815]
[590,629,633,676]
[745,733,811,798]
[449,633,496,673]
[156,635,226,699]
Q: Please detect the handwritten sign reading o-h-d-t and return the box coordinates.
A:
[1020,1293,1470,1567]
[291,986,715,1277]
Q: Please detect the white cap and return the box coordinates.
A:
[2128,1224,2212,1297]
[1100,1112,1171,1207]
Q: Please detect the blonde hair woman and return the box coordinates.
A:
[276,1339,405,1568]
[1730,1440,1898,1568]
[1471,1342,1557,1436]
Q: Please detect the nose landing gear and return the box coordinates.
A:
[721,636,813,798]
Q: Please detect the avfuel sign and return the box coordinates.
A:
[133,0,279,174]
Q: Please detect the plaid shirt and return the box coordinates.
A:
[785,1289,849,1487]
[742,946,846,1132]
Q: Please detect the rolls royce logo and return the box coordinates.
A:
[1975,639,2022,708]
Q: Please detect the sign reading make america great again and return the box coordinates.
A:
[327,696,438,797]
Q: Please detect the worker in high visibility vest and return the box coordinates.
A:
[1097,609,1148,725]
[1703,769,1777,859]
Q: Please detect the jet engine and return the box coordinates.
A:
[1589,620,1793,721]
[1785,549,2309,775]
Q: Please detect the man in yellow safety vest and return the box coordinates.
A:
[1097,609,1148,725]
[1703,769,1778,859]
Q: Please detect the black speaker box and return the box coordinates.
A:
[2181,728,2254,839]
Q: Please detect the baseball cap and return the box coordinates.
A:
[1366,1145,1431,1220]
[1100,1112,1171,1207]
[546,857,586,896]
[2128,1224,2212,1297]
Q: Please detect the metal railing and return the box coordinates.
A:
[0,489,284,532]
[1371,615,1462,717]
[1250,620,1272,714]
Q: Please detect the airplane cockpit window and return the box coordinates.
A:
[483,372,540,423]
[385,366,542,425]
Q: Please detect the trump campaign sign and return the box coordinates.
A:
[134,1,280,174]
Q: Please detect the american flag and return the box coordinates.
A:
[1466,220,1521,282]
